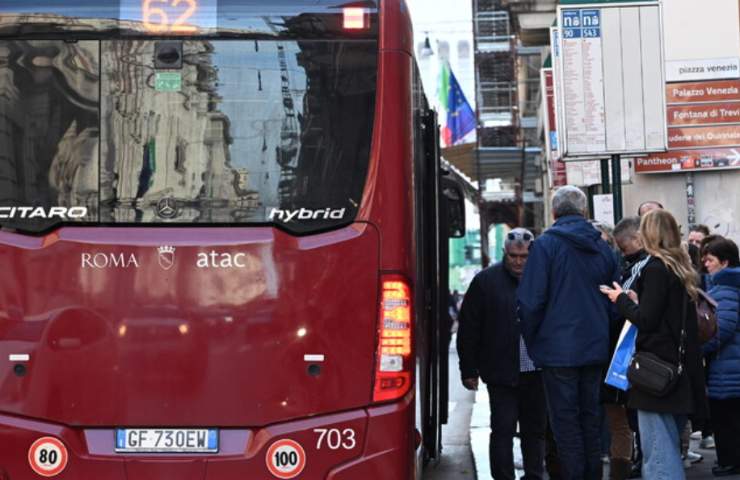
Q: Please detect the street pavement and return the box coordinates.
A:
[422,339,476,480]
[424,337,740,480]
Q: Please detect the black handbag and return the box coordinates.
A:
[627,293,687,397]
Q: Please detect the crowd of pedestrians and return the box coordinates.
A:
[457,186,740,480]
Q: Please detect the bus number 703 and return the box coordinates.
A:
[312,428,357,451]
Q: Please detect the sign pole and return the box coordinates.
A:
[600,159,611,194]
[686,173,696,226]
[611,154,623,223]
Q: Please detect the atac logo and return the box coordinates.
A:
[157,245,176,270]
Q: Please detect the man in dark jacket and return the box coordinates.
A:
[458,228,546,480]
[517,186,619,480]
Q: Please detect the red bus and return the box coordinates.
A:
[0,0,465,478]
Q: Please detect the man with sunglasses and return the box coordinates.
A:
[458,228,547,480]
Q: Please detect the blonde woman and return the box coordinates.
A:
[601,210,707,479]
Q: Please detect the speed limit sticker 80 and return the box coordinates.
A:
[28,437,68,477]
[266,439,306,479]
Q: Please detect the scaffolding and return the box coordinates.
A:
[472,0,544,261]
[473,4,518,149]
[472,1,543,161]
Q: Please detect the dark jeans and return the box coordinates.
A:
[488,371,547,480]
[545,420,563,480]
[542,366,603,480]
[710,397,740,467]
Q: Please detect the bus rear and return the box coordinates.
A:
[0,1,425,478]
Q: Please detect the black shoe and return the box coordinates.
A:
[712,465,740,477]
[627,462,642,479]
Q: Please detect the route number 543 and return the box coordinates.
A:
[313,428,357,450]
[143,0,198,33]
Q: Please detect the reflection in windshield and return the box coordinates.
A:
[100,40,235,223]
[0,40,99,232]
[101,39,377,231]
[214,42,303,216]
[0,37,377,233]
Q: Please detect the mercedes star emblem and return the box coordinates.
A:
[157,197,178,219]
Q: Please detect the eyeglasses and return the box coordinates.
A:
[507,231,533,241]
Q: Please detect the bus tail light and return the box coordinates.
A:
[373,276,412,403]
[343,8,368,30]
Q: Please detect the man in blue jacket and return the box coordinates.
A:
[517,186,619,480]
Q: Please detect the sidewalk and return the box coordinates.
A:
[433,339,740,480]
[422,341,477,480]
[470,387,740,479]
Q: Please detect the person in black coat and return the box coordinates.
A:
[457,228,546,480]
[602,210,708,480]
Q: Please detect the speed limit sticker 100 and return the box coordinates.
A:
[28,437,69,477]
[266,439,306,479]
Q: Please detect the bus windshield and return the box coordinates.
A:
[0,7,378,234]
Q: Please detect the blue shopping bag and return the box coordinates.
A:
[605,321,637,391]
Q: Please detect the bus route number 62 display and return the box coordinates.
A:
[133,0,216,34]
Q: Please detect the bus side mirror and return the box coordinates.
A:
[443,182,465,239]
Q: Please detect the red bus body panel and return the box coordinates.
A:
[0,226,378,427]
[0,1,419,478]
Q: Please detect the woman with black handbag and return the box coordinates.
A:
[601,209,708,480]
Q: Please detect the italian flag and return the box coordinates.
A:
[437,61,476,148]
[438,62,452,147]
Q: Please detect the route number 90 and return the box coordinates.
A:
[313,428,357,450]
[143,0,198,33]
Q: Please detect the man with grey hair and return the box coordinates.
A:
[458,228,547,480]
[517,186,619,480]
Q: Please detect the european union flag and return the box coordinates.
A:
[446,69,476,145]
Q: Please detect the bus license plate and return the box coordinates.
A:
[115,428,218,453]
